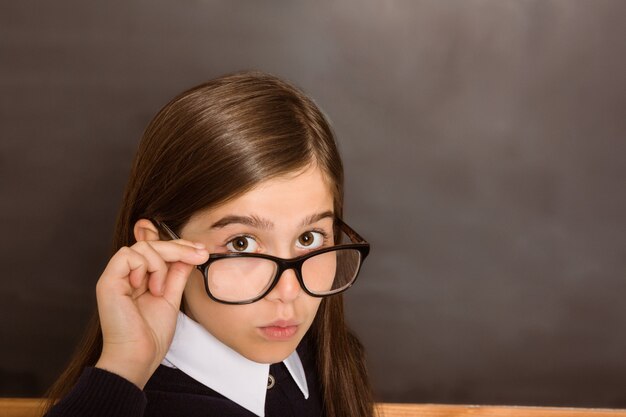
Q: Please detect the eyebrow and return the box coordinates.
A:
[210,210,334,230]
[300,210,334,227]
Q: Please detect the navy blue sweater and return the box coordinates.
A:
[46,341,323,417]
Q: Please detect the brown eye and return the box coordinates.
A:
[226,236,258,253]
[233,237,248,251]
[298,232,314,246]
[296,231,324,249]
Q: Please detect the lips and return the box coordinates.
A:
[258,320,300,341]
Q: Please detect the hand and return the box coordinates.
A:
[94,239,209,388]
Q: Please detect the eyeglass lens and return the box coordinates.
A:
[206,248,362,303]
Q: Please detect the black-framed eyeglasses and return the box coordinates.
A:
[153,218,370,305]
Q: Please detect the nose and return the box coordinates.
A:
[265,267,302,303]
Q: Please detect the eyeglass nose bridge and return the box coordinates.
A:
[262,257,310,297]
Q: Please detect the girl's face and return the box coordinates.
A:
[178,165,335,364]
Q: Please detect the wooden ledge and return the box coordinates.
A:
[1,398,44,417]
[2,398,626,417]
[375,403,626,417]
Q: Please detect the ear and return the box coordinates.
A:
[134,218,160,242]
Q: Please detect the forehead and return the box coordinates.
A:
[190,166,334,227]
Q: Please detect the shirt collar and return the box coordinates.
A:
[162,312,309,417]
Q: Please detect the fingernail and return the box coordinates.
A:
[195,248,208,255]
[192,242,206,249]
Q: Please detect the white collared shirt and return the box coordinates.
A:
[161,312,309,417]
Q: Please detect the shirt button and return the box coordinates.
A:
[267,374,275,390]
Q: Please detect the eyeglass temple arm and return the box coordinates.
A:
[336,218,367,243]
[152,219,181,240]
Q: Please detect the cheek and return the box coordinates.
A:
[304,297,323,321]
[183,271,224,327]
[184,269,245,316]
[182,270,207,309]
[183,280,257,352]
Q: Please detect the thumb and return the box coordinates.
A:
[162,262,194,310]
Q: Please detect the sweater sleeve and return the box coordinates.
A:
[46,367,147,417]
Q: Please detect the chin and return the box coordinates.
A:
[243,341,300,364]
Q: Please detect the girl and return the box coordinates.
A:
[43,71,373,417]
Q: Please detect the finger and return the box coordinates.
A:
[124,249,151,298]
[162,261,195,310]
[133,240,208,296]
[130,241,169,296]
[98,240,208,299]
[168,239,206,250]
[141,240,209,266]
[100,247,149,291]
[127,257,148,291]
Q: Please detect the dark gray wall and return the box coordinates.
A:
[1,0,625,407]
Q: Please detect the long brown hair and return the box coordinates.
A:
[44,71,373,417]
